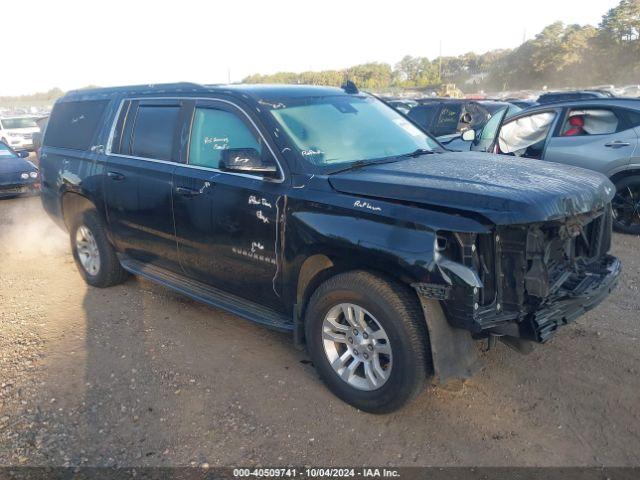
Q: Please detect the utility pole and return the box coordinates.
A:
[438,40,442,83]
[227,68,231,84]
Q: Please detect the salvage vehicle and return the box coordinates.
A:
[0,116,40,151]
[0,141,39,198]
[404,99,516,142]
[40,83,620,413]
[459,98,640,234]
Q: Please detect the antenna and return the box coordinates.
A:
[341,80,359,94]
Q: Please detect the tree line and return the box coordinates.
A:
[243,0,640,92]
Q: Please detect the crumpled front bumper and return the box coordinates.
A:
[521,254,621,342]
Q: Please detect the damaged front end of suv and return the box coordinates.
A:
[328,149,622,382]
[435,207,620,345]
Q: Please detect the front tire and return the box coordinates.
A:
[305,271,431,413]
[612,175,640,235]
[70,209,129,288]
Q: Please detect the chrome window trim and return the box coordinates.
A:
[105,96,285,183]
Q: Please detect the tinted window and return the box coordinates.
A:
[43,100,109,150]
[130,106,180,161]
[407,105,439,131]
[433,104,463,136]
[624,110,640,129]
[188,108,262,169]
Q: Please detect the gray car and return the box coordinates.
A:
[461,98,640,234]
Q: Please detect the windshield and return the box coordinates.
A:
[0,142,17,158]
[268,95,439,169]
[1,118,38,129]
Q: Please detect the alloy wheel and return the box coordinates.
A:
[75,225,101,276]
[612,185,640,228]
[322,303,393,391]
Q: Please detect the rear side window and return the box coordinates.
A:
[623,110,640,129]
[130,106,180,161]
[433,104,463,136]
[43,100,109,150]
[559,109,620,136]
[407,105,438,131]
[188,108,262,169]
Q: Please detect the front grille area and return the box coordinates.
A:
[440,206,616,341]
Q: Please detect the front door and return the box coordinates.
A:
[172,99,286,311]
[104,99,185,271]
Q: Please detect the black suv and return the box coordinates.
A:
[40,83,621,413]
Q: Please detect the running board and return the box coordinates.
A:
[118,256,293,332]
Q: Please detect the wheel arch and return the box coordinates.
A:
[610,168,640,184]
[293,252,424,347]
[61,191,101,230]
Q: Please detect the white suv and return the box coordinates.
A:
[0,117,40,151]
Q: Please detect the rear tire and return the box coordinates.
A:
[305,270,431,413]
[612,175,640,235]
[70,209,129,287]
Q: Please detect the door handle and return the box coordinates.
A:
[107,171,125,181]
[175,186,202,197]
[604,141,631,148]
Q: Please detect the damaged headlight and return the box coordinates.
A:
[434,231,497,307]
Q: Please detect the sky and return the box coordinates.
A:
[2,0,620,96]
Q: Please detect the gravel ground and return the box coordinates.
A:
[0,196,639,467]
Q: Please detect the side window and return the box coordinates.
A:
[433,104,463,136]
[43,100,109,150]
[407,105,438,131]
[559,109,620,137]
[623,110,640,129]
[188,108,262,169]
[130,105,180,161]
[498,112,556,157]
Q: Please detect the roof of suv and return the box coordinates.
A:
[62,82,351,103]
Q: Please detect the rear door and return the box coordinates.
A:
[104,99,186,271]
[543,106,639,176]
[172,98,287,311]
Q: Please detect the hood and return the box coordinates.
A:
[0,157,37,180]
[328,151,615,225]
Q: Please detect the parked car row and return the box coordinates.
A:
[0,141,40,198]
[0,116,41,151]
[382,95,640,235]
[37,82,621,413]
[451,98,640,235]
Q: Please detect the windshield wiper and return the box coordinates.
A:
[328,149,437,175]
[328,157,402,175]
[394,148,435,159]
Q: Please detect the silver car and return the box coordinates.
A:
[462,98,640,234]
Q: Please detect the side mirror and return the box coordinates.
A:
[461,129,476,142]
[17,150,29,158]
[219,148,278,178]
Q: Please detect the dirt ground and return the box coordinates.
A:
[0,196,639,468]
